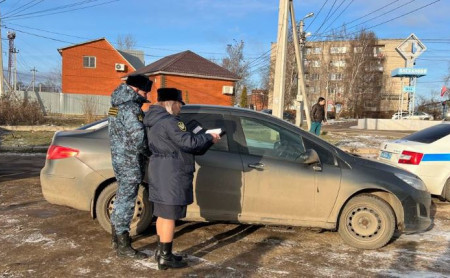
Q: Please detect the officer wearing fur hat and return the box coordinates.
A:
[144,88,220,270]
[108,74,153,259]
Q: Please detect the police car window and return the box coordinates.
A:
[403,124,450,144]
[240,117,305,161]
[179,113,228,152]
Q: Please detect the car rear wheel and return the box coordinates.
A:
[338,194,395,249]
[95,182,153,236]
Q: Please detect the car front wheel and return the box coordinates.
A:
[338,194,395,249]
[95,182,153,236]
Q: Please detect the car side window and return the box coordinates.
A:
[240,117,305,161]
[179,113,229,152]
[302,137,337,166]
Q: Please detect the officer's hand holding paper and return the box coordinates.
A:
[186,120,224,150]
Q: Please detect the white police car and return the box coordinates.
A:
[378,123,450,200]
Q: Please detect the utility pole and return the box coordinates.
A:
[31,67,38,92]
[290,4,313,130]
[0,13,4,97]
[272,0,289,119]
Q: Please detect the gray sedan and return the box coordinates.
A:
[41,105,431,249]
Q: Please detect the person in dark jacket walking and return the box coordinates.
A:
[108,74,153,259]
[144,88,220,270]
[309,96,327,136]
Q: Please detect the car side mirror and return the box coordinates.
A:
[299,149,320,164]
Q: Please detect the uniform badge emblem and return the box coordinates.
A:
[178,122,186,131]
[138,114,143,122]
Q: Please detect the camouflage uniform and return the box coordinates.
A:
[108,83,149,234]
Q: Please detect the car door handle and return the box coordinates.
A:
[248,163,265,170]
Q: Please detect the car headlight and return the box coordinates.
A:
[394,173,428,191]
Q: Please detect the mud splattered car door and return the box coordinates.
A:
[237,117,317,225]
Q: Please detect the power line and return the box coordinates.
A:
[2,0,43,18]
[321,0,355,34]
[313,0,338,36]
[305,0,329,32]
[3,0,120,21]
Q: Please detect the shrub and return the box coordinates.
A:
[0,94,44,125]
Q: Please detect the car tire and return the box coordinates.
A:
[444,179,450,202]
[95,182,153,236]
[338,194,395,249]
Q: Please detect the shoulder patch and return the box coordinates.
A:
[108,107,118,117]
[138,114,143,122]
[178,121,186,131]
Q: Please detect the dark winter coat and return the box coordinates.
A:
[311,103,326,123]
[144,105,213,206]
[108,83,149,184]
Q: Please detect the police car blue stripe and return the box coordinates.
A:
[422,154,450,162]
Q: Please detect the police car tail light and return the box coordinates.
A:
[47,145,79,160]
[398,150,423,165]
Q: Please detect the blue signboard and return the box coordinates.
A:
[403,86,415,93]
[391,68,427,77]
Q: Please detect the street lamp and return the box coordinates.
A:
[295,12,314,127]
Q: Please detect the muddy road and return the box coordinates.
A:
[1,154,449,277]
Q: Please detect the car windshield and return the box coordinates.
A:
[402,124,450,143]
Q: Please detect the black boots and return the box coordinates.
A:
[111,225,118,250]
[157,241,188,270]
[116,231,148,259]
[154,235,183,262]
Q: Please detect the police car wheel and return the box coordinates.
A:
[338,194,395,249]
[95,182,153,236]
[444,179,450,202]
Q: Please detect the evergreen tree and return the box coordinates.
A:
[240,87,248,108]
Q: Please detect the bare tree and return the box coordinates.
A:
[81,95,99,123]
[221,40,250,105]
[117,34,137,50]
[344,30,384,118]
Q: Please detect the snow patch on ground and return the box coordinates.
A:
[24,232,54,244]
[256,267,290,276]
[76,268,91,275]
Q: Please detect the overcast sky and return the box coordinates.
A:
[0,0,448,98]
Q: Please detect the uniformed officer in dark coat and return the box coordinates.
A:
[144,88,220,270]
[108,74,152,259]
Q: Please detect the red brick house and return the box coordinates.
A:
[58,38,145,95]
[130,50,239,107]
[248,89,269,111]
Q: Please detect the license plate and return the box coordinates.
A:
[380,151,392,159]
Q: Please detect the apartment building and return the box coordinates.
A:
[269,38,411,118]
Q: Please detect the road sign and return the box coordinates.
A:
[403,86,415,93]
[396,33,427,67]
[391,68,427,77]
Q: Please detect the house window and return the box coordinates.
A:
[330,46,347,54]
[330,87,344,94]
[330,60,346,67]
[308,86,318,94]
[83,56,96,68]
[373,46,385,58]
[313,47,322,54]
[354,46,363,53]
[311,60,320,67]
[309,73,319,81]
[330,73,343,81]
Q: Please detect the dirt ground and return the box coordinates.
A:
[1,154,449,278]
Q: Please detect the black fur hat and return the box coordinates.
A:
[126,74,153,93]
[157,88,185,105]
